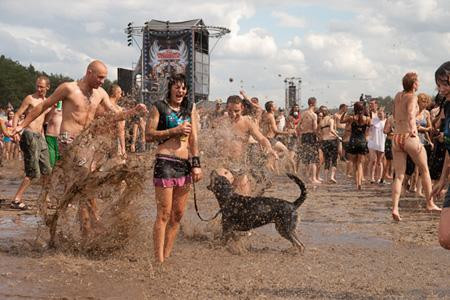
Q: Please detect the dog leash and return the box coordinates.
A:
[192,181,221,222]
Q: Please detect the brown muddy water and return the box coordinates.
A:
[0,156,449,299]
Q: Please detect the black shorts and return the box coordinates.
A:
[321,139,338,170]
[385,139,393,161]
[429,141,445,180]
[406,155,415,176]
[301,133,319,164]
[347,137,368,155]
[153,154,191,188]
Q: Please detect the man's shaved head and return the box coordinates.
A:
[87,60,107,73]
[86,60,108,89]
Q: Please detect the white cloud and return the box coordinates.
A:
[220,28,278,59]
[84,22,105,34]
[0,0,448,108]
[272,11,306,28]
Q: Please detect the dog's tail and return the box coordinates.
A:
[286,173,307,209]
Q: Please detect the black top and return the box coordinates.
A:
[154,100,193,144]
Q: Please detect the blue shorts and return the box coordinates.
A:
[3,136,11,143]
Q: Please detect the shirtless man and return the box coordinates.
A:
[260,101,296,173]
[334,104,347,160]
[45,101,63,167]
[13,60,147,236]
[95,84,126,158]
[215,95,278,196]
[10,76,52,210]
[299,97,320,184]
[390,72,440,221]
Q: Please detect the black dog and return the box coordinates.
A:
[207,170,307,251]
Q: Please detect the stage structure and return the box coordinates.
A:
[284,77,302,109]
[125,19,229,105]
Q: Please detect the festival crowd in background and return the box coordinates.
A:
[0,60,449,260]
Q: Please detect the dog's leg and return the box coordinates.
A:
[221,222,234,245]
[288,230,305,252]
[275,220,305,253]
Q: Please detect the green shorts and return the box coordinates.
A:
[19,129,52,179]
[45,135,60,167]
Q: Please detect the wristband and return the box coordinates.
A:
[191,156,201,168]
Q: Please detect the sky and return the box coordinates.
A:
[0,0,449,108]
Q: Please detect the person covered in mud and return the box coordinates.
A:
[260,101,295,173]
[214,95,278,196]
[9,76,53,210]
[146,73,203,263]
[298,97,321,184]
[390,72,440,221]
[44,101,63,168]
[13,60,147,236]
[430,61,450,249]
[95,84,126,158]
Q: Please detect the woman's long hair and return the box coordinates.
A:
[354,101,365,123]
[166,73,191,117]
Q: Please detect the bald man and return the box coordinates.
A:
[14,60,147,237]
[15,60,146,140]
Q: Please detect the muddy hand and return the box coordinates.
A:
[177,121,191,136]
[192,167,203,182]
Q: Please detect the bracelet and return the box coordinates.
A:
[191,156,201,168]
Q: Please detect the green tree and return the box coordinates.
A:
[0,55,73,108]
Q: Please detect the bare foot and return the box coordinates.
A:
[309,179,322,185]
[426,204,441,212]
[392,211,402,221]
[329,178,337,184]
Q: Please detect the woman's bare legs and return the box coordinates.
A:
[164,185,190,259]
[153,187,173,263]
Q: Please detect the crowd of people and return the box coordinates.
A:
[0,60,449,263]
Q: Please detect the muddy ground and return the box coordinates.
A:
[0,158,449,299]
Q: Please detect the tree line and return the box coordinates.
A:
[0,55,114,109]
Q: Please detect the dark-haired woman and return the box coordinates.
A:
[146,74,203,263]
[430,61,450,249]
[341,102,371,190]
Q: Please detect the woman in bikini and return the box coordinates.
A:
[391,72,440,221]
[146,73,203,263]
[411,93,433,197]
[341,101,371,190]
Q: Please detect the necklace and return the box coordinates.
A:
[168,103,180,112]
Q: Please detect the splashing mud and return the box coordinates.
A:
[32,111,277,257]
[34,113,153,257]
